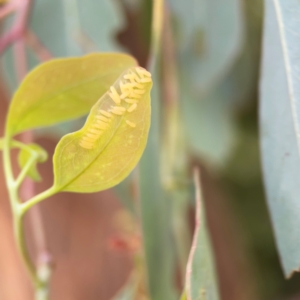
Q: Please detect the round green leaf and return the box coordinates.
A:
[53,66,152,193]
[6,53,137,136]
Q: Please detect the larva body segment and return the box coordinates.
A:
[109,86,121,104]
[110,109,125,115]
[126,120,136,128]
[111,106,126,112]
[100,110,112,118]
[125,98,138,104]
[136,67,151,78]
[96,115,110,123]
[127,103,137,112]
[79,66,152,150]
[94,121,108,130]
[140,78,152,83]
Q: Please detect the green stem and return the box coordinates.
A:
[15,153,38,188]
[14,211,38,283]
[21,186,57,215]
[148,0,164,71]
[2,133,57,298]
[2,133,38,284]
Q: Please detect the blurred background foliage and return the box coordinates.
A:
[1,0,300,299]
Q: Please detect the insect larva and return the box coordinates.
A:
[80,140,94,149]
[139,77,152,83]
[120,90,130,99]
[125,72,141,83]
[120,81,134,92]
[132,82,144,89]
[100,110,112,118]
[127,103,137,112]
[109,86,121,104]
[130,92,142,99]
[94,121,108,130]
[86,132,98,139]
[124,98,138,104]
[96,115,110,123]
[89,128,103,135]
[126,120,136,128]
[132,89,145,95]
[111,110,125,115]
[111,105,126,112]
[136,67,151,78]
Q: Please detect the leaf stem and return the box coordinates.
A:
[148,0,164,71]
[2,132,57,297]
[15,152,38,188]
[21,186,57,215]
[2,133,38,284]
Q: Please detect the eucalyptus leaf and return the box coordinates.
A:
[170,0,244,91]
[186,170,219,300]
[18,143,48,182]
[52,66,152,193]
[139,75,177,300]
[260,0,300,277]
[6,53,137,136]
[170,0,244,167]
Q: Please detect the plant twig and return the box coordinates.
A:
[25,29,52,61]
[0,0,32,55]
[147,0,164,71]
[0,1,54,296]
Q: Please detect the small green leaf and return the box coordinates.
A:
[186,169,220,300]
[53,66,152,193]
[6,53,137,136]
[18,143,48,182]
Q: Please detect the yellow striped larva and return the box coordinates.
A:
[129,92,142,99]
[132,89,145,95]
[139,77,152,83]
[136,67,151,78]
[126,120,136,128]
[94,121,108,130]
[127,103,137,112]
[96,115,110,123]
[109,86,121,104]
[100,110,112,118]
[124,98,138,104]
[110,107,125,115]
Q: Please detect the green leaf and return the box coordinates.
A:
[170,0,244,90]
[2,0,125,91]
[260,0,300,277]
[185,170,219,300]
[182,79,237,167]
[6,53,137,136]
[52,66,152,193]
[169,0,245,167]
[139,75,177,300]
[18,143,48,182]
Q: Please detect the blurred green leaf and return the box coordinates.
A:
[185,169,219,300]
[260,0,300,277]
[182,80,237,166]
[2,0,125,91]
[18,143,48,182]
[139,75,177,300]
[6,53,136,136]
[53,67,152,193]
[170,0,244,91]
[169,0,245,167]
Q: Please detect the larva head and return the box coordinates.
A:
[53,66,152,193]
